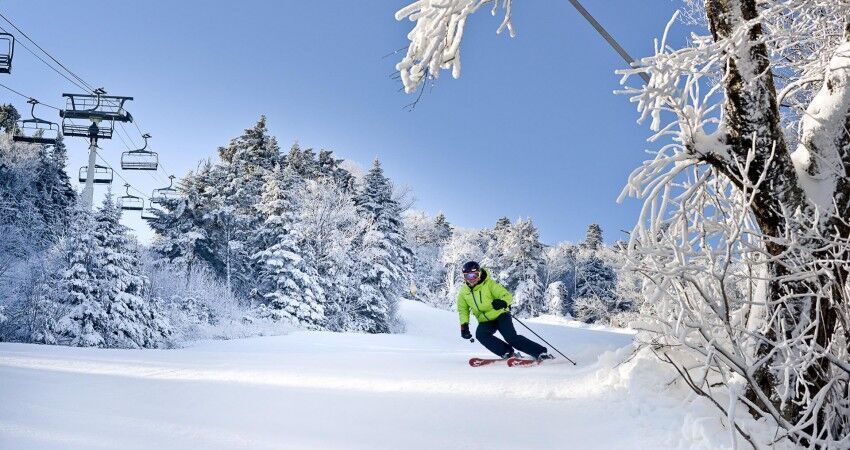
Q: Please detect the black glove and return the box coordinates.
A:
[461,324,472,340]
[491,299,508,310]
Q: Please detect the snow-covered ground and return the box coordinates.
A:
[1,301,776,449]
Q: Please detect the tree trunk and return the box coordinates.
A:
[703,0,848,439]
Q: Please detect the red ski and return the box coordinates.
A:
[506,357,543,367]
[468,357,505,367]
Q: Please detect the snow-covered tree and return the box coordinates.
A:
[582,224,603,251]
[91,194,170,348]
[497,218,546,317]
[405,210,451,304]
[296,178,360,331]
[0,104,19,133]
[572,253,617,323]
[350,159,413,333]
[252,165,325,329]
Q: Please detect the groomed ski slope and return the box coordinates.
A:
[1,301,778,449]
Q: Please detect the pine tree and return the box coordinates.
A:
[498,218,546,317]
[92,193,170,348]
[583,224,603,251]
[351,159,413,333]
[53,208,105,347]
[252,166,325,328]
[0,104,19,133]
[572,253,617,323]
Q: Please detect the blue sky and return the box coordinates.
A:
[1,1,688,245]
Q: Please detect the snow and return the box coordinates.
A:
[1,300,780,449]
[790,41,850,214]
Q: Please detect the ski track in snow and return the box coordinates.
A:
[0,301,745,449]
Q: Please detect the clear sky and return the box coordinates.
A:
[1,0,689,245]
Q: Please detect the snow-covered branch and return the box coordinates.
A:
[395,0,514,93]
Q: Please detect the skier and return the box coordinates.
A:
[458,261,553,361]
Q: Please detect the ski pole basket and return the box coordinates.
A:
[118,183,144,211]
[121,133,158,171]
[13,99,59,145]
[0,33,13,74]
[78,165,113,184]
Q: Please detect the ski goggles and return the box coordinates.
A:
[463,271,480,280]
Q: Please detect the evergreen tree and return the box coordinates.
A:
[318,149,354,191]
[572,253,617,323]
[351,159,413,333]
[253,166,325,328]
[433,212,452,243]
[583,223,603,251]
[0,104,19,133]
[92,193,170,348]
[497,218,546,317]
[53,208,104,347]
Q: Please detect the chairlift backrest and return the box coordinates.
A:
[0,33,13,74]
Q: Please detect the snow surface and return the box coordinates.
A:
[1,301,774,449]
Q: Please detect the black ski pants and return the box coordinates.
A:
[476,313,546,358]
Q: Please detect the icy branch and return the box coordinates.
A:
[395,0,515,93]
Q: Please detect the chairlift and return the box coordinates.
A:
[118,183,144,211]
[151,175,180,204]
[60,88,133,123]
[13,99,59,145]
[121,133,158,170]
[78,165,113,184]
[141,203,161,220]
[0,33,13,74]
[60,88,132,141]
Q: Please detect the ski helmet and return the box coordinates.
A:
[462,261,480,273]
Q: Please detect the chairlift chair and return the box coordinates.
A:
[78,165,114,184]
[13,99,59,145]
[141,203,161,220]
[60,88,133,123]
[121,133,158,170]
[118,183,144,211]
[151,175,180,204]
[0,33,13,74]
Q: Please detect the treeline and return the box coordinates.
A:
[0,112,642,349]
[406,215,643,324]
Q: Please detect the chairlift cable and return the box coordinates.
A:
[565,0,650,84]
[0,81,62,110]
[0,12,97,93]
[1,14,175,201]
[0,24,93,95]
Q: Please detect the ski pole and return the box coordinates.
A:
[511,315,577,365]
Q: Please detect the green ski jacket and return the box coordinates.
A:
[457,269,513,325]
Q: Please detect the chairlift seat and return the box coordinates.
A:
[141,206,160,220]
[14,100,60,145]
[151,175,180,203]
[118,196,144,211]
[79,165,113,184]
[121,150,159,170]
[0,33,13,74]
